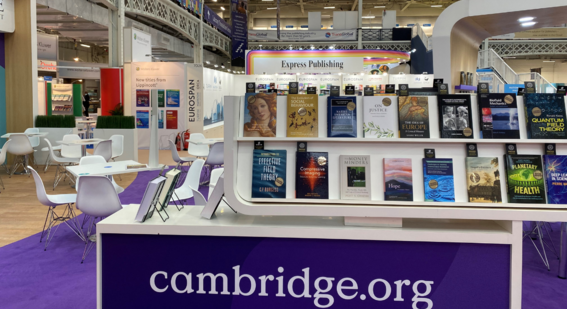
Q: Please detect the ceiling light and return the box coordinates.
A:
[522,22,537,27]
[73,57,79,61]
[543,60,556,63]
[374,5,386,8]
[518,17,534,22]
[80,44,90,48]
[228,69,231,72]
[214,64,218,67]
[324,7,335,9]
[262,0,273,1]
[431,5,443,7]
[213,0,217,1]
[221,65,225,68]
[259,45,262,47]
[362,16,375,19]
[206,61,210,64]
[267,7,277,10]
[411,48,417,53]
[220,6,225,10]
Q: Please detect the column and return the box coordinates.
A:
[108,0,125,67]
[357,0,363,49]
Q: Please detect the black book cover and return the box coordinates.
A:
[438,94,473,138]
[295,152,329,199]
[504,154,546,204]
[478,93,520,139]
[524,93,567,139]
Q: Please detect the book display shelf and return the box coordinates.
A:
[50,84,74,115]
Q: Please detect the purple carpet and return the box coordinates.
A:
[0,170,566,308]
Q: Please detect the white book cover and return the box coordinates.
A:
[340,155,371,200]
[135,176,166,222]
[363,96,398,138]
[157,169,181,210]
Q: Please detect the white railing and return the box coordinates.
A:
[477,71,507,93]
[412,24,431,51]
[477,49,518,84]
[517,73,557,93]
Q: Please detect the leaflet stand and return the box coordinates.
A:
[201,175,237,219]
[162,172,185,211]
[142,181,169,223]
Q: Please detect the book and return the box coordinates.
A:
[158,169,182,210]
[438,95,474,138]
[136,89,150,107]
[243,93,277,137]
[363,96,397,138]
[544,155,567,204]
[504,155,546,204]
[327,96,357,138]
[296,152,328,199]
[286,94,318,137]
[478,93,520,139]
[383,158,413,201]
[166,110,178,130]
[339,155,371,200]
[524,93,567,139]
[422,158,455,202]
[135,176,166,222]
[465,157,502,203]
[398,96,430,138]
[166,89,180,107]
[251,149,287,198]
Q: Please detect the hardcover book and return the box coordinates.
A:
[251,149,287,198]
[384,158,413,201]
[243,93,277,137]
[158,169,182,210]
[524,93,567,139]
[438,95,474,138]
[339,155,371,200]
[478,93,520,139]
[504,155,546,204]
[544,155,567,204]
[296,152,328,199]
[363,96,397,138]
[327,96,357,138]
[465,157,502,203]
[399,96,430,138]
[135,176,166,222]
[287,94,318,137]
[422,158,455,202]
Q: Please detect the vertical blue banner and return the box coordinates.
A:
[231,0,248,64]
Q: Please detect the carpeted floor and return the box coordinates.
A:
[0,168,566,308]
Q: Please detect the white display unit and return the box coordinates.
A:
[50,84,74,115]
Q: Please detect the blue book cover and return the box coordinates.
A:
[166,89,180,107]
[327,96,357,137]
[251,149,287,198]
[423,158,455,202]
[478,93,520,139]
[524,93,567,139]
[544,155,567,204]
[296,152,329,199]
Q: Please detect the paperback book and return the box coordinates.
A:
[135,176,166,222]
[287,94,319,137]
[524,93,567,139]
[296,152,328,199]
[157,169,182,210]
[243,93,278,137]
[438,94,474,138]
[251,149,287,198]
[383,158,413,201]
[339,155,371,200]
[504,155,546,204]
[478,93,520,139]
[544,155,567,204]
[399,96,430,138]
[327,96,357,138]
[465,157,502,203]
[363,96,397,138]
[422,158,455,202]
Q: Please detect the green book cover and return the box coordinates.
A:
[504,155,546,204]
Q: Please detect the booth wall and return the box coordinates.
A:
[100,68,124,116]
[450,19,484,91]
[0,34,5,147]
[202,68,235,138]
[410,36,433,75]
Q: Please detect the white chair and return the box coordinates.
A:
[169,139,195,168]
[0,141,11,189]
[209,168,224,199]
[109,135,124,161]
[24,128,40,166]
[41,129,72,173]
[45,139,79,190]
[77,155,124,194]
[188,133,209,159]
[93,140,112,162]
[191,187,207,206]
[60,134,82,159]
[173,159,205,201]
[7,133,34,176]
[76,176,123,263]
[29,166,79,251]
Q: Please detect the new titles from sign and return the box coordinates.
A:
[282,60,344,70]
[136,77,167,88]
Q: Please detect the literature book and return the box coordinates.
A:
[399,96,430,138]
[465,157,502,203]
[286,94,318,137]
[327,96,357,138]
[135,176,166,222]
[422,158,455,202]
[158,169,182,210]
[363,96,397,138]
[544,155,567,204]
[384,158,413,201]
[438,94,474,138]
[157,90,165,107]
[243,93,277,137]
[339,155,371,200]
[478,93,520,139]
[296,152,328,199]
[504,155,546,204]
[251,149,287,198]
[524,93,567,139]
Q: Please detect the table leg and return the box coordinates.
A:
[82,145,87,157]
[559,223,567,279]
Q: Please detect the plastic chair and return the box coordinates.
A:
[0,140,11,189]
[76,176,123,263]
[109,135,124,161]
[169,139,195,168]
[29,166,79,251]
[191,187,207,206]
[41,130,72,173]
[45,139,80,190]
[93,140,112,162]
[173,159,205,201]
[204,142,224,166]
[77,155,124,193]
[60,134,82,159]
[209,168,224,199]
[188,133,209,158]
[7,133,34,176]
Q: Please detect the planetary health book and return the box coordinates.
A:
[296,152,328,199]
[504,155,546,204]
[438,94,473,138]
[478,93,520,139]
[339,155,371,200]
[399,96,430,138]
[544,155,567,204]
[327,97,357,138]
[465,157,502,203]
[363,96,397,138]
[384,158,413,201]
[524,93,567,139]
[251,149,286,198]
[422,158,455,202]
[287,94,318,137]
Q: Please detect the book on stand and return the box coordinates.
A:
[465,157,502,203]
[296,152,329,199]
[478,93,520,139]
[438,94,474,138]
[544,155,567,204]
[135,176,167,222]
[243,92,278,138]
[504,155,546,204]
[422,158,455,202]
[384,158,413,201]
[339,155,371,200]
[524,93,567,139]
[398,96,430,138]
[363,96,397,138]
[251,149,287,198]
[286,94,319,137]
[327,96,357,138]
[157,169,182,210]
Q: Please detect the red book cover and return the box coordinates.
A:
[166,110,178,129]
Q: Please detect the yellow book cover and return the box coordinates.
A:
[287,94,318,137]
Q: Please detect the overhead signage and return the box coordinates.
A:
[58,67,100,79]
[204,5,231,37]
[43,76,53,81]
[249,30,356,42]
[124,28,152,63]
[231,0,248,63]
[38,60,57,72]
[0,0,14,33]
[37,33,58,61]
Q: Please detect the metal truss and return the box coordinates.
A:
[248,41,411,51]
[203,24,231,57]
[487,40,567,57]
[361,29,394,41]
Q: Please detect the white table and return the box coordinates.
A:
[66,160,166,178]
[1,132,49,139]
[57,138,107,157]
[186,137,223,145]
[77,120,97,139]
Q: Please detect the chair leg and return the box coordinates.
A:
[44,153,51,173]
[81,216,97,263]
[0,173,4,190]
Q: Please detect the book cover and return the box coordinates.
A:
[422,158,455,202]
[327,96,357,138]
[135,176,166,222]
[339,155,371,200]
[465,157,502,203]
[399,96,430,138]
[544,155,567,204]
[136,89,150,107]
[158,110,164,129]
[166,89,180,107]
[287,94,318,137]
[136,110,149,129]
[504,155,546,204]
[243,93,277,137]
[166,110,178,130]
[296,152,328,199]
[158,169,182,210]
[438,94,474,138]
[363,96,397,138]
[252,149,287,198]
[478,93,520,139]
[157,90,165,108]
[524,93,567,139]
[384,158,413,201]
